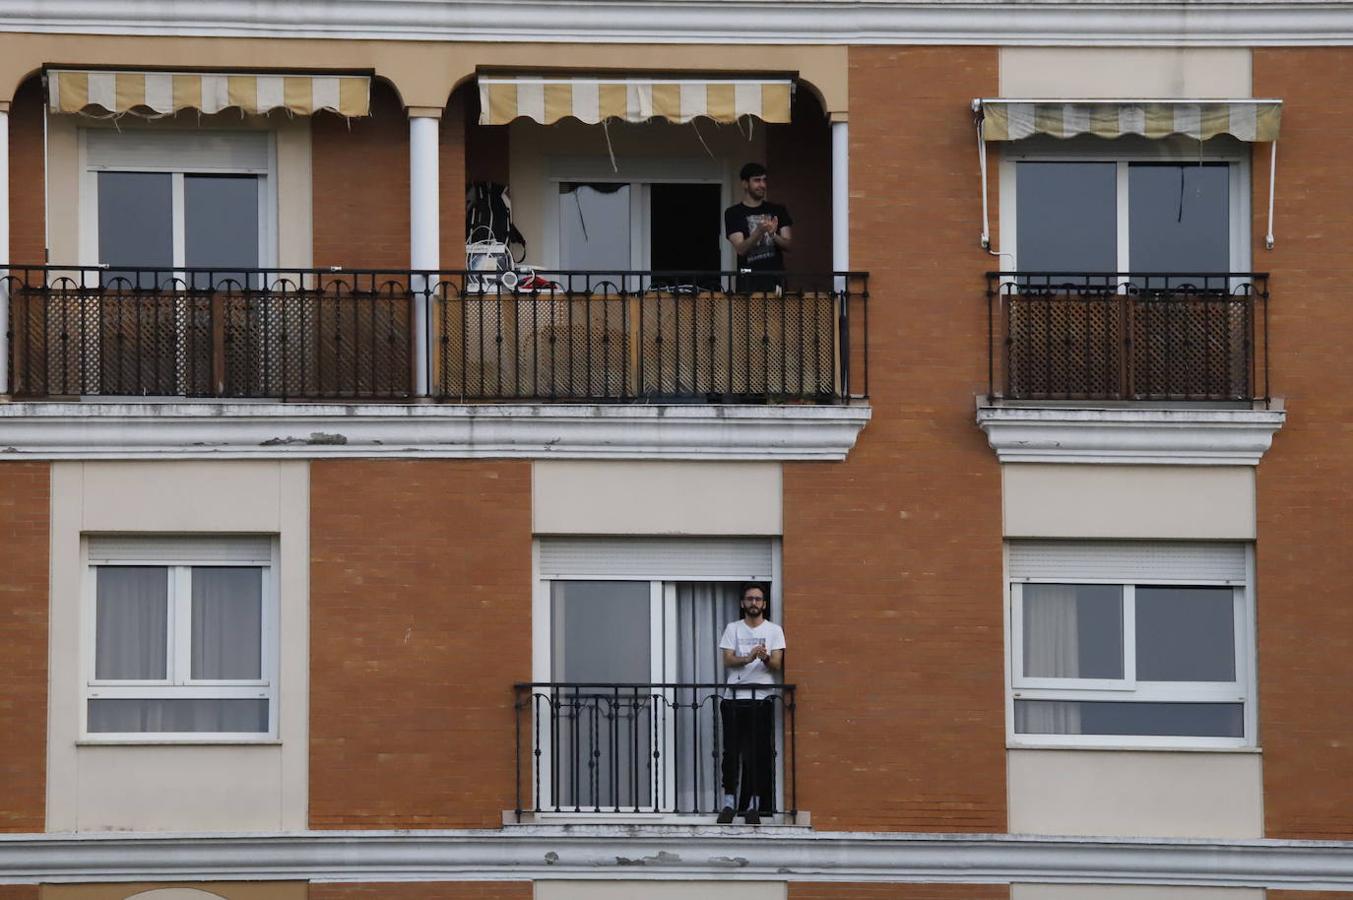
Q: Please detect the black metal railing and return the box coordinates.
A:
[513,682,796,820]
[986,272,1269,403]
[0,266,868,403]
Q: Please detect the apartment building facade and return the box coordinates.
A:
[0,2,1350,898]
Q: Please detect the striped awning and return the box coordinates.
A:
[478,76,794,126]
[47,69,371,117]
[977,99,1282,142]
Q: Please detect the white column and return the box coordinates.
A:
[0,103,10,396]
[408,110,441,398]
[831,118,849,289]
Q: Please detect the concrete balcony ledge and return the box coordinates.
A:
[0,401,872,461]
[976,400,1287,466]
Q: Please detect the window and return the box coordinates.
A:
[1007,541,1253,749]
[532,537,780,812]
[82,129,275,288]
[1002,136,1249,286]
[84,536,277,741]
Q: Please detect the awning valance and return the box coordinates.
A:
[47,69,371,117]
[478,76,793,126]
[976,99,1282,142]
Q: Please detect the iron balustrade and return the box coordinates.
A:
[0,266,868,403]
[513,682,796,820]
[986,272,1270,403]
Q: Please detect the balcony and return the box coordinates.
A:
[2,267,868,405]
[513,682,797,820]
[986,272,1270,404]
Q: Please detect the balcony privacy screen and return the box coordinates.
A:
[477,76,793,125]
[46,70,372,117]
[978,99,1282,142]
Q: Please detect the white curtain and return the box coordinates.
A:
[1018,584,1083,734]
[95,566,168,679]
[87,698,268,733]
[674,583,741,812]
[191,566,262,679]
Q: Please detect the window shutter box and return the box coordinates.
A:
[1009,540,1246,583]
[539,537,774,580]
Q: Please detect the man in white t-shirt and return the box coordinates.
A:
[716,582,786,825]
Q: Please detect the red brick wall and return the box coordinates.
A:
[309,460,533,828]
[1270,894,1350,900]
[441,88,469,264]
[790,885,1007,900]
[312,79,410,269]
[782,46,1005,833]
[8,75,44,264]
[0,886,39,900]
[310,884,530,900]
[0,463,49,832]
[1253,48,1353,840]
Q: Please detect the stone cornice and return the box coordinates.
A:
[4,827,1353,888]
[0,402,871,461]
[976,403,1286,465]
[4,0,1353,46]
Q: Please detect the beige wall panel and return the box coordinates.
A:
[275,117,314,269]
[47,461,308,832]
[534,461,781,534]
[1008,749,1262,838]
[999,48,1251,99]
[43,883,306,900]
[1012,888,1262,900]
[1002,464,1254,540]
[536,883,786,900]
[0,35,847,113]
[47,113,79,265]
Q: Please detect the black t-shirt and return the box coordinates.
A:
[724,202,793,271]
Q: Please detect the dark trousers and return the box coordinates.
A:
[720,698,775,813]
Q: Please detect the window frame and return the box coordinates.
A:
[1005,545,1257,752]
[997,134,1252,277]
[80,538,280,744]
[77,126,278,272]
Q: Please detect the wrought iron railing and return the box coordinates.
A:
[513,682,796,820]
[986,272,1269,403]
[0,266,868,403]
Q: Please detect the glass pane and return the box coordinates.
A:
[559,183,631,273]
[1014,700,1243,738]
[191,566,263,679]
[549,580,652,810]
[1136,586,1235,682]
[1016,162,1117,276]
[98,171,173,287]
[1022,583,1123,679]
[95,566,169,680]
[185,175,260,289]
[1129,163,1229,279]
[87,698,269,733]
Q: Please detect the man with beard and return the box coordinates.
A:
[716,582,786,825]
[724,162,794,293]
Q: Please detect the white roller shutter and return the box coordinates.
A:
[87,535,273,564]
[1008,540,1247,583]
[85,129,271,173]
[539,537,773,580]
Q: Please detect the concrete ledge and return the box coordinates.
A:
[0,402,872,461]
[976,403,1286,466]
[5,829,1353,888]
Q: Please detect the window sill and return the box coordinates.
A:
[76,738,282,747]
[1008,742,1261,754]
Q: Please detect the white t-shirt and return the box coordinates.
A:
[719,618,787,687]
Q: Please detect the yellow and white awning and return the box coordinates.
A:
[478,76,794,126]
[47,69,371,117]
[976,99,1282,142]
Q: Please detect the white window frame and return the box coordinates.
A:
[1005,544,1256,751]
[77,127,278,272]
[529,537,783,816]
[543,155,736,275]
[80,538,280,744]
[998,134,1252,277]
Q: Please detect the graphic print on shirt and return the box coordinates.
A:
[743,214,777,264]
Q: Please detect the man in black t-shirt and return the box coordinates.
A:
[724,162,794,293]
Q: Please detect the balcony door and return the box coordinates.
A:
[79,129,275,396]
[534,537,777,814]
